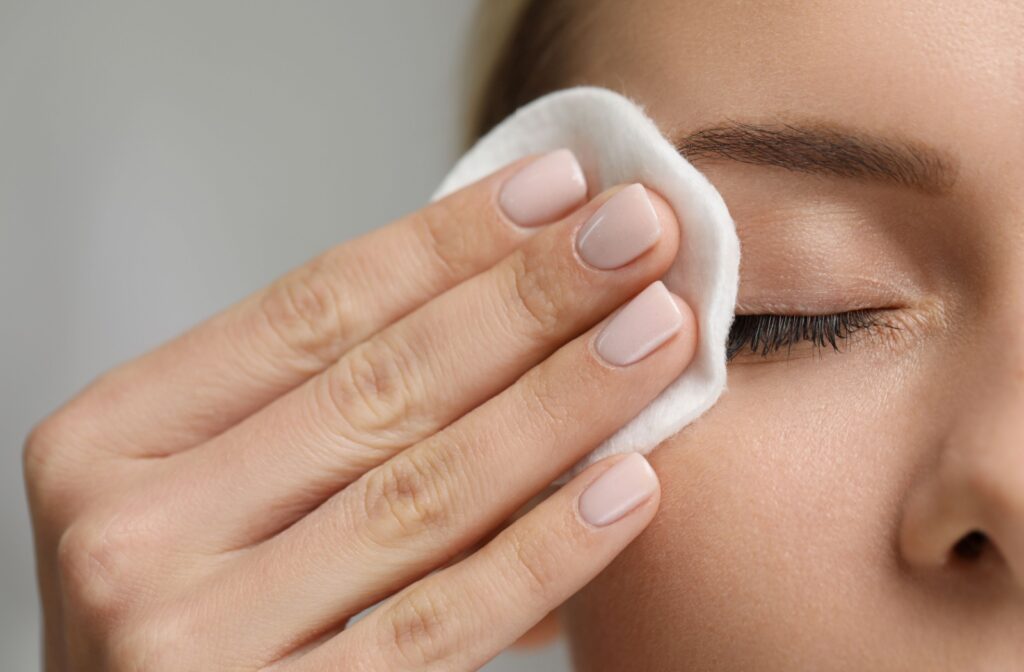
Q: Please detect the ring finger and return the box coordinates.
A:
[52,151,586,460]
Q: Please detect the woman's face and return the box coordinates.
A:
[560,0,1024,668]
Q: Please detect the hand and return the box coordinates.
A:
[23,149,696,671]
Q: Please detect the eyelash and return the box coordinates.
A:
[726,310,887,360]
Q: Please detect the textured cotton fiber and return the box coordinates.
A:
[433,87,740,480]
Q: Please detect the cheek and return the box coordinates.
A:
[563,351,940,670]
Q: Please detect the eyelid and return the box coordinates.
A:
[733,300,905,317]
[734,272,921,316]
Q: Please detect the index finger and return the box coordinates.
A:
[49,150,588,459]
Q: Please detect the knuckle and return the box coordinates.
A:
[361,450,454,544]
[23,405,103,514]
[500,524,564,604]
[413,198,475,279]
[23,413,73,492]
[110,608,198,672]
[381,586,461,668]
[259,258,351,366]
[520,370,573,430]
[326,336,420,439]
[57,514,151,621]
[503,247,570,336]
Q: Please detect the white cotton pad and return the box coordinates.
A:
[432,86,740,480]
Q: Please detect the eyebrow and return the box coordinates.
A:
[674,121,958,195]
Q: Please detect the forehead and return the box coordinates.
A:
[573,0,1023,175]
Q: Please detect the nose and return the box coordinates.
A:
[899,377,1024,590]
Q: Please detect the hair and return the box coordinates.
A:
[464,0,593,147]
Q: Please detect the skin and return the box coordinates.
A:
[21,1,1023,670]
[23,151,697,668]
[559,0,1024,669]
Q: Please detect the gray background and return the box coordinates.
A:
[0,2,568,669]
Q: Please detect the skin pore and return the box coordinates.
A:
[552,0,1024,668]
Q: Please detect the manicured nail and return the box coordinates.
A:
[499,149,587,227]
[578,453,658,527]
[575,184,661,270]
[594,282,683,366]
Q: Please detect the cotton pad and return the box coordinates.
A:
[432,86,740,480]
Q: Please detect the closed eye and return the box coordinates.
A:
[726,310,895,360]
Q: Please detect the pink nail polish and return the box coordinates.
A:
[498,149,587,227]
[594,282,683,366]
[575,184,661,270]
[578,453,658,527]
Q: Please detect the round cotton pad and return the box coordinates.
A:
[433,86,740,480]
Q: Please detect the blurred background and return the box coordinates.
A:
[0,2,568,669]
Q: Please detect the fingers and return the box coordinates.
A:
[167,184,681,547]
[50,150,588,460]
[288,453,661,672]
[192,283,695,653]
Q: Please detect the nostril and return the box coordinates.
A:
[951,530,989,562]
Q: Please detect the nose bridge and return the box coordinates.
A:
[969,260,1024,410]
[958,152,1024,481]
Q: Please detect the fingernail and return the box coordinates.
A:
[594,281,683,366]
[575,184,661,270]
[499,149,588,227]
[578,453,658,527]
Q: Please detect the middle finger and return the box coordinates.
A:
[166,184,680,548]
